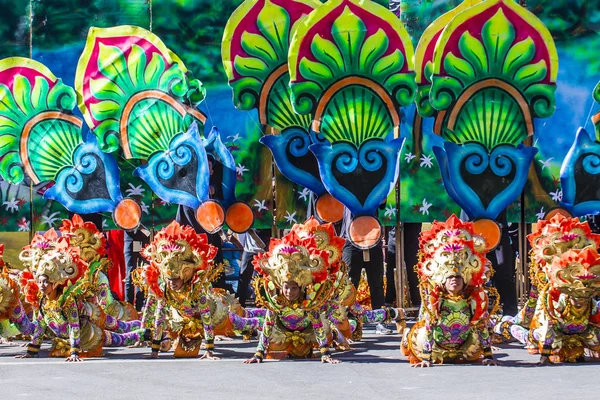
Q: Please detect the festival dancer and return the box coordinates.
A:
[60,214,139,324]
[496,215,600,363]
[16,230,150,361]
[138,221,263,359]
[401,215,500,366]
[0,245,35,342]
[245,218,403,364]
[494,214,600,351]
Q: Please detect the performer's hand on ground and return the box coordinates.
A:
[335,340,356,351]
[200,350,220,360]
[321,355,340,364]
[482,358,500,366]
[244,356,262,364]
[215,335,233,341]
[411,360,431,368]
[537,355,551,366]
[128,340,147,348]
[65,354,82,362]
[15,352,35,359]
[0,337,13,344]
[141,351,159,359]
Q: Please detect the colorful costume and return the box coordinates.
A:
[498,215,600,362]
[60,215,139,322]
[402,215,499,365]
[250,218,402,362]
[0,245,35,340]
[139,221,263,358]
[19,230,148,359]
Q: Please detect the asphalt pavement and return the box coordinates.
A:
[1,326,598,400]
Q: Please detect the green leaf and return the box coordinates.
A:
[458,32,487,75]
[514,60,547,89]
[90,100,121,121]
[481,9,515,75]
[311,35,344,76]
[31,77,49,111]
[423,61,434,84]
[144,52,166,88]
[128,44,147,88]
[443,53,475,86]
[256,0,290,60]
[233,55,270,81]
[372,49,404,81]
[0,116,18,134]
[503,37,535,78]
[241,31,279,66]
[97,43,133,93]
[360,29,389,74]
[331,6,366,71]
[13,75,33,115]
[0,85,20,120]
[90,77,126,101]
[299,58,333,83]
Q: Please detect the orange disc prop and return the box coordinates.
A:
[544,207,572,220]
[113,199,142,230]
[348,216,382,250]
[472,218,502,253]
[316,193,344,223]
[196,200,225,234]
[225,201,254,233]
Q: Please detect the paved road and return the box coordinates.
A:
[1,326,598,400]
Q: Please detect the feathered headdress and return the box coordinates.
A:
[252,219,343,311]
[59,214,107,264]
[290,217,345,269]
[528,214,600,267]
[253,222,340,290]
[417,215,489,288]
[19,229,87,287]
[142,221,218,284]
[546,247,600,298]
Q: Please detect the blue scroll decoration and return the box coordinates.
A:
[46,133,123,213]
[260,127,328,196]
[560,127,600,216]
[134,122,210,209]
[434,142,538,220]
[310,137,404,216]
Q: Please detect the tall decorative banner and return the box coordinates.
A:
[222,0,346,226]
[288,0,416,247]
[414,0,558,240]
[558,82,600,217]
[75,26,253,234]
[0,57,142,229]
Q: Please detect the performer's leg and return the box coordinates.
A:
[245,308,267,318]
[385,250,397,305]
[343,244,364,289]
[104,329,149,347]
[365,246,385,310]
[236,251,255,307]
[404,223,422,306]
[104,314,141,333]
[229,313,263,331]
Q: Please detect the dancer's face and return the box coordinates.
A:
[445,275,464,295]
[569,296,588,308]
[37,274,53,295]
[167,277,184,291]
[282,281,301,301]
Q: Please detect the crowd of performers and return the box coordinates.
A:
[1,212,600,366]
